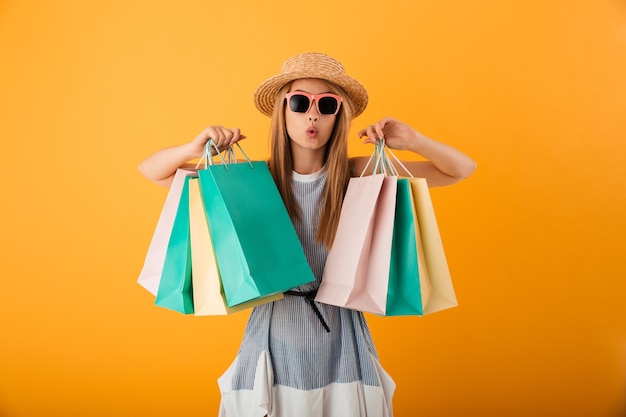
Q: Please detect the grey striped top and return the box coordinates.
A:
[229,168,383,391]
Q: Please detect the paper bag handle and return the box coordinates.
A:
[195,139,254,171]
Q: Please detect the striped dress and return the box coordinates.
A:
[218,167,395,417]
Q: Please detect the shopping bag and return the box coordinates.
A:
[382,144,456,315]
[188,178,283,315]
[385,177,432,316]
[154,175,195,314]
[318,141,455,316]
[138,169,197,295]
[315,173,397,314]
[197,148,315,307]
[408,177,457,314]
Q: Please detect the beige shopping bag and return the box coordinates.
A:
[408,177,457,314]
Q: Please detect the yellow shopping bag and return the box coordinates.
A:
[408,177,457,314]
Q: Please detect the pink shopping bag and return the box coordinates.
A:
[315,174,397,314]
[138,169,197,295]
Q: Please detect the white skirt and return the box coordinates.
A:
[218,350,395,417]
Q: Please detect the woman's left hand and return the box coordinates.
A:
[357,117,476,186]
[358,117,420,152]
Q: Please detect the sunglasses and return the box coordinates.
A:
[285,92,343,116]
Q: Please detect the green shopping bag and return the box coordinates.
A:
[198,158,315,307]
[385,177,424,315]
[154,175,195,314]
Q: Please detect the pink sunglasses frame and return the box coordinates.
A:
[285,92,343,116]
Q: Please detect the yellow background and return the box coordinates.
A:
[1,0,625,416]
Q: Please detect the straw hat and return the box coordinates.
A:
[254,53,368,118]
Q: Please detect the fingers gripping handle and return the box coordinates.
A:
[359,139,415,178]
[195,139,254,171]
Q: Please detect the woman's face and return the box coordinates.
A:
[285,78,340,155]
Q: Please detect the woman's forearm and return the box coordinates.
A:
[138,143,198,186]
[408,131,477,181]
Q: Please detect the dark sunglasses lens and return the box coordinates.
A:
[289,94,311,113]
[318,97,339,115]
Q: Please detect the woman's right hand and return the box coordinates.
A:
[190,126,246,157]
[139,125,247,187]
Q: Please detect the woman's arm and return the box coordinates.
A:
[354,118,476,187]
[138,126,245,187]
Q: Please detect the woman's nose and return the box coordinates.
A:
[308,101,320,121]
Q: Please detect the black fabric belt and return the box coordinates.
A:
[284,289,330,333]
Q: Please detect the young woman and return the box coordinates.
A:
[139,53,476,417]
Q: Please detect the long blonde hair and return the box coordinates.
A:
[267,80,355,248]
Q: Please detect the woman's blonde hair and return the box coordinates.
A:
[267,80,355,248]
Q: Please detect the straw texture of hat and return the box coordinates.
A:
[254,53,368,118]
